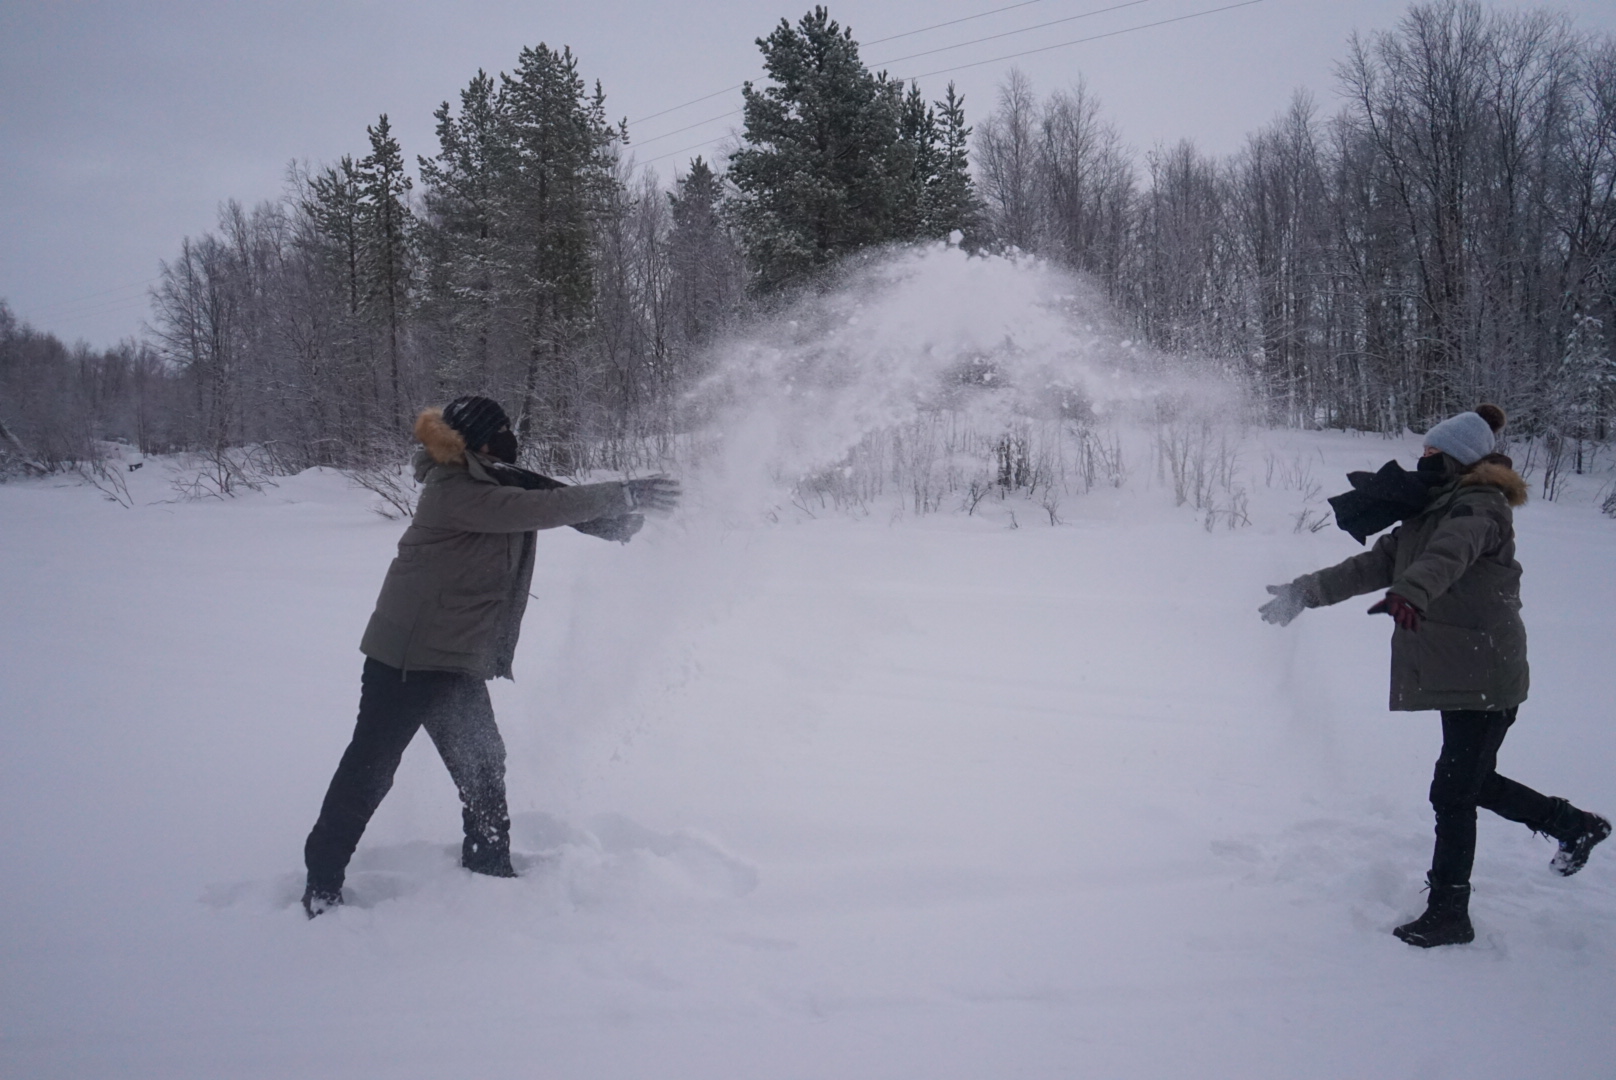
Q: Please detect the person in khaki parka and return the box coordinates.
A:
[301,396,680,918]
[1260,404,1609,948]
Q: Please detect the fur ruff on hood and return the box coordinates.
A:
[1461,458,1528,506]
[415,407,467,465]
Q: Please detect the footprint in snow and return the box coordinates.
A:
[201,812,758,915]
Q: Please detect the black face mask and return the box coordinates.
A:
[487,429,519,465]
[1417,452,1451,478]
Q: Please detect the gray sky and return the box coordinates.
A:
[4,0,1613,348]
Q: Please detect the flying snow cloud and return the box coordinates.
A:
[682,240,1237,515]
[532,242,1244,754]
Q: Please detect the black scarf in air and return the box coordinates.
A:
[1326,456,1448,544]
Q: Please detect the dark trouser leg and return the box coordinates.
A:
[419,676,512,874]
[1429,708,1518,885]
[304,659,429,892]
[1429,706,1569,884]
[1476,768,1561,833]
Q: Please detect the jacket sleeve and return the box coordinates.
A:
[421,479,632,534]
[1295,530,1397,607]
[1388,502,1503,612]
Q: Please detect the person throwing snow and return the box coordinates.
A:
[1259,404,1609,947]
[301,395,680,918]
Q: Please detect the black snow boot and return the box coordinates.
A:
[302,882,344,919]
[1393,878,1474,948]
[461,802,516,878]
[462,834,516,878]
[1547,801,1611,877]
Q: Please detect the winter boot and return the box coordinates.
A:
[1547,800,1611,877]
[1393,878,1474,948]
[460,800,516,878]
[461,833,517,878]
[302,882,343,919]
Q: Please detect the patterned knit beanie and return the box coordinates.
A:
[442,396,509,453]
[1423,404,1505,466]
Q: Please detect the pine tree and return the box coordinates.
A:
[667,157,743,350]
[418,71,506,388]
[497,44,622,462]
[728,7,908,291]
[931,83,978,241]
[892,83,942,240]
[301,155,377,427]
[304,156,364,321]
[357,114,413,430]
[1554,312,1614,450]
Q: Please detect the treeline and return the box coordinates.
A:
[3,1,1614,483]
[57,9,974,477]
[0,303,182,472]
[977,0,1616,441]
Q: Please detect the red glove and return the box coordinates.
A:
[1367,592,1422,631]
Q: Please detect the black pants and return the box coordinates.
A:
[1428,707,1562,885]
[304,658,510,891]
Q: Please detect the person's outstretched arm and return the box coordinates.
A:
[422,480,636,534]
[420,475,682,535]
[1261,529,1397,625]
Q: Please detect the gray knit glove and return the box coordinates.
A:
[623,476,682,514]
[571,514,645,543]
[1259,582,1307,626]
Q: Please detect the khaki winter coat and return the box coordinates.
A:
[1296,460,1530,712]
[359,410,632,679]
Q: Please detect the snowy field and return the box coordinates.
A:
[5,249,1616,1079]
[3,426,1615,1080]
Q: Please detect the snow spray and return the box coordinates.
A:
[523,241,1239,784]
[681,240,1237,520]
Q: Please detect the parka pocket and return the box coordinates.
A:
[432,588,505,656]
[1414,624,1497,693]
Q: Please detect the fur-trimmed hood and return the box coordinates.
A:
[1461,459,1528,507]
[415,407,467,465]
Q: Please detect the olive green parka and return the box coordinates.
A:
[359,409,634,680]
[1294,459,1530,712]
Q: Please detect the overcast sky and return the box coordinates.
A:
[4,0,1614,348]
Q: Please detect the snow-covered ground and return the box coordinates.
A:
[3,426,1615,1079]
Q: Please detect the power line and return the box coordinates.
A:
[864,0,1056,46]
[631,108,742,148]
[635,0,1267,168]
[628,0,1076,129]
[906,0,1266,80]
[643,135,737,169]
[633,0,1153,147]
[872,0,1157,68]
[630,84,745,127]
[21,275,160,315]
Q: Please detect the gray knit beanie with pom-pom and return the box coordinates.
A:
[1423,404,1506,466]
